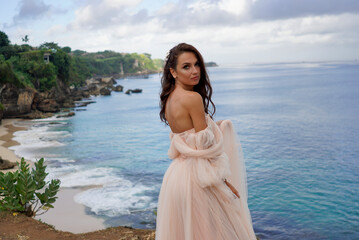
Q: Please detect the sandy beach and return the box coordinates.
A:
[0,119,33,173]
[0,119,106,234]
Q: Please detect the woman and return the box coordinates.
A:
[156,43,256,240]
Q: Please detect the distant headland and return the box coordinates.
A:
[205,61,218,67]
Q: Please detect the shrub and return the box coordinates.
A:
[0,158,60,217]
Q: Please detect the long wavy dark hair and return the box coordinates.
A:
[159,43,216,125]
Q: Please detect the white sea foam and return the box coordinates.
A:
[45,164,157,216]
[31,115,67,122]
[9,122,71,162]
[74,180,157,216]
[46,166,121,188]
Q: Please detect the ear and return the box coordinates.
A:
[170,68,177,79]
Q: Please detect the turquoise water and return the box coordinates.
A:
[11,62,359,239]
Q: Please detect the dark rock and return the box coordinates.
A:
[113,85,123,91]
[56,112,75,118]
[72,96,83,101]
[131,88,142,93]
[37,99,60,112]
[2,103,19,116]
[0,157,17,170]
[62,109,70,112]
[1,84,20,117]
[75,109,86,111]
[62,99,75,108]
[82,91,90,98]
[20,110,54,119]
[76,101,96,107]
[113,85,123,92]
[47,86,67,105]
[31,92,43,110]
[125,88,142,94]
[100,88,111,96]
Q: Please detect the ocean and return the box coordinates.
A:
[10,61,359,240]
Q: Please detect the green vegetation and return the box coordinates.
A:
[0,31,163,91]
[0,158,60,217]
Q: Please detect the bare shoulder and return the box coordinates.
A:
[182,91,203,110]
[183,91,207,132]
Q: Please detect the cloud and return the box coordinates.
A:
[13,0,50,22]
[250,0,359,21]
[3,0,359,63]
[156,0,251,29]
[68,0,149,30]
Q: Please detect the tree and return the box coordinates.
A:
[52,49,70,83]
[0,46,16,60]
[39,42,60,50]
[22,35,29,43]
[0,31,10,47]
[62,46,71,53]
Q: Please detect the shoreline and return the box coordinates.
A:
[0,118,33,173]
[0,118,107,233]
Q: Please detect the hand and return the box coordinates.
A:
[224,179,240,199]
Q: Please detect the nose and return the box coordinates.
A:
[192,65,199,74]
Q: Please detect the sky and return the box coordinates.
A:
[1,0,359,64]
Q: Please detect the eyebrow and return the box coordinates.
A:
[181,61,198,66]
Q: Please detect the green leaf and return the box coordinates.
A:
[44,203,54,208]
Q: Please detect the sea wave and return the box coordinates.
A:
[74,180,157,216]
[9,122,70,161]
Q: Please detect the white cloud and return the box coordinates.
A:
[218,0,249,16]
[2,0,359,63]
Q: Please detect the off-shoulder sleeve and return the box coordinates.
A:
[168,117,231,188]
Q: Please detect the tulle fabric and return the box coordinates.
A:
[156,114,256,240]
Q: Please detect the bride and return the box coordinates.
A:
[156,43,256,240]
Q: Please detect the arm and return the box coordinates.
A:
[224,179,240,199]
[184,92,207,133]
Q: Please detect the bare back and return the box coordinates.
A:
[165,88,207,133]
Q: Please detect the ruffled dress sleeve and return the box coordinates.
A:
[168,115,231,188]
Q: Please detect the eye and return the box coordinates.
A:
[195,62,200,67]
[183,65,189,69]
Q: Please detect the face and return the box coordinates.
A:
[170,52,200,90]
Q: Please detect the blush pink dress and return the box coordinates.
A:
[156,114,256,240]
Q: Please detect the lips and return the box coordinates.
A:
[191,76,199,81]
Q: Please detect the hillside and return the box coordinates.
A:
[0,31,163,121]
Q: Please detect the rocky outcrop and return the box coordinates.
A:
[101,77,116,86]
[100,88,111,96]
[57,112,75,118]
[0,157,17,170]
[37,99,60,112]
[71,77,123,98]
[20,110,54,119]
[17,87,36,114]
[125,88,143,94]
[0,82,67,118]
[0,74,141,120]
[76,101,96,107]
[112,85,123,92]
